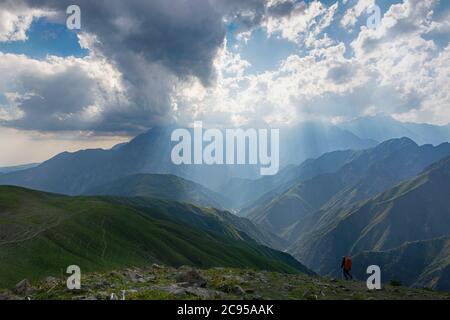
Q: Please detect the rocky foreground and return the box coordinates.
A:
[1,265,449,300]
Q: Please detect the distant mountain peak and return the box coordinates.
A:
[375,137,418,150]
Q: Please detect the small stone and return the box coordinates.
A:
[14,279,31,295]
[45,276,59,286]
[232,285,246,296]
[305,293,318,300]
[185,287,215,299]
[282,284,294,292]
[126,271,144,283]
[94,279,109,289]
[145,275,156,282]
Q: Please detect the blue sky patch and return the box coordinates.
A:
[0,18,87,59]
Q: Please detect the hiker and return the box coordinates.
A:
[341,256,353,280]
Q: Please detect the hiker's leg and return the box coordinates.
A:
[343,269,348,280]
[344,270,351,280]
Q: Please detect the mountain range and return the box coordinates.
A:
[238,137,450,290]
[0,122,376,195]
[289,157,450,279]
[2,116,450,292]
[339,114,450,146]
[245,138,450,235]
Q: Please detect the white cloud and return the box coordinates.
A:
[174,41,370,127]
[341,0,375,31]
[0,51,130,131]
[174,0,450,127]
[264,1,339,46]
[1,0,449,138]
[0,1,54,42]
[350,0,450,124]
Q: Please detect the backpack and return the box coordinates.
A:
[344,257,352,270]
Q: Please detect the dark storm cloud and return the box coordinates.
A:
[25,0,226,84]
[1,0,229,134]
[5,67,100,131]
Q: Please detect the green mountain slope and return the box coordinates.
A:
[84,173,230,209]
[85,173,285,249]
[352,236,450,291]
[115,197,288,250]
[0,186,310,288]
[289,156,450,277]
[248,174,345,235]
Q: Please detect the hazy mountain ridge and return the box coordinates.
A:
[0,163,40,174]
[247,138,450,240]
[0,123,377,194]
[339,115,450,146]
[224,149,361,210]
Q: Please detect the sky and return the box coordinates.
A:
[0,0,449,166]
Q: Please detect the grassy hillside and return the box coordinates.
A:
[114,197,288,250]
[84,173,230,209]
[0,186,310,288]
[84,173,285,248]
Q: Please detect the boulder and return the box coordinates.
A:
[175,269,207,287]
